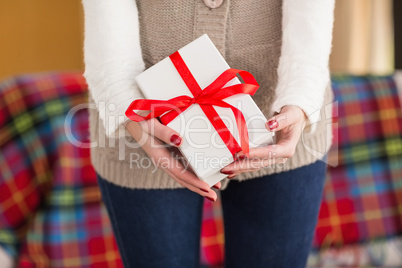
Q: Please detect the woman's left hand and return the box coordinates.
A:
[220,105,307,177]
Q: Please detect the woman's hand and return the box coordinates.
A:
[220,105,307,177]
[126,119,220,201]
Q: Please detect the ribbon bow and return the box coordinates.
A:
[125,51,259,156]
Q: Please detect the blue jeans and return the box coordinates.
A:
[96,159,327,268]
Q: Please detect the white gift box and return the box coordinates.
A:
[134,34,274,186]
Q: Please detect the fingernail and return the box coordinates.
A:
[200,188,210,193]
[267,120,278,130]
[237,155,246,160]
[234,153,246,161]
[170,134,182,146]
[212,184,220,190]
[220,169,233,175]
[206,196,216,202]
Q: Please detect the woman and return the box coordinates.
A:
[82,0,335,267]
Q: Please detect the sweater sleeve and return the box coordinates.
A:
[82,0,145,137]
[271,0,335,133]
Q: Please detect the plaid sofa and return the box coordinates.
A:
[0,72,401,267]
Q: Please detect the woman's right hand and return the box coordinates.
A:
[125,119,220,201]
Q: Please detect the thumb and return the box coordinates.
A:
[265,105,306,132]
[142,118,183,147]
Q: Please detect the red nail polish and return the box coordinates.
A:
[267,120,278,130]
[206,196,215,202]
[220,170,233,175]
[200,188,210,193]
[237,155,246,160]
[170,134,182,146]
[234,153,246,161]
[212,185,220,190]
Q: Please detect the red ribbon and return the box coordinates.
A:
[125,51,259,156]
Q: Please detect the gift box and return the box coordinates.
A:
[126,34,274,186]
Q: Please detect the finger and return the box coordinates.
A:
[266,106,304,132]
[247,121,301,160]
[141,136,216,199]
[274,119,303,155]
[150,145,213,193]
[125,120,149,143]
[212,181,221,190]
[244,146,287,160]
[167,163,213,194]
[175,177,217,201]
[234,151,247,161]
[221,156,288,175]
[141,118,183,147]
[221,158,262,174]
[156,154,212,193]
[164,169,217,201]
[220,158,274,174]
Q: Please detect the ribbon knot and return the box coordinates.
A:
[190,98,197,105]
[125,51,259,156]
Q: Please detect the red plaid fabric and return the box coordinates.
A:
[200,197,224,266]
[314,75,402,248]
[0,72,122,267]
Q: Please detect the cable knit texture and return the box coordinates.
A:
[83,0,335,190]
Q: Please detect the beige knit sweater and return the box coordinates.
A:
[85,0,334,190]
